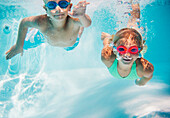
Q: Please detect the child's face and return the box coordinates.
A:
[44,0,72,20]
[115,34,140,65]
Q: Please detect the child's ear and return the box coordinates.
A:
[69,3,72,11]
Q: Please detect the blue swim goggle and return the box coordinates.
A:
[46,1,70,10]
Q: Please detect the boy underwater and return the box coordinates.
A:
[101,1,154,86]
[6,0,91,60]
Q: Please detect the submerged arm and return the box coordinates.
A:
[16,17,38,49]
[101,32,116,68]
[127,0,140,29]
[5,16,41,60]
[135,74,153,86]
[136,58,154,86]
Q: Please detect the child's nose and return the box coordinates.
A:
[52,6,62,13]
[124,52,131,57]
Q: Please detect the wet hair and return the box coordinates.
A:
[113,28,143,49]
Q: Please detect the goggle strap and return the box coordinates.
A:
[112,46,116,49]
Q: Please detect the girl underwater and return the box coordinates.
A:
[101,1,154,86]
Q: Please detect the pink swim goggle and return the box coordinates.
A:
[113,45,141,54]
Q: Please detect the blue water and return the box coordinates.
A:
[0,0,170,118]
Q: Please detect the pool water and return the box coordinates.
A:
[0,0,170,118]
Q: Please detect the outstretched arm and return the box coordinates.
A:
[127,0,140,29]
[68,0,91,27]
[135,58,154,86]
[5,16,41,60]
[101,32,116,68]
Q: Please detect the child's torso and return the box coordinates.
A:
[108,59,140,80]
[41,17,80,47]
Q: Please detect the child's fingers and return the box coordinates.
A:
[68,11,78,17]
[85,2,90,5]
[82,2,90,7]
[5,46,15,55]
[8,52,15,59]
[78,0,90,6]
[7,52,17,60]
[6,52,12,60]
[5,50,10,55]
[75,5,79,8]
[83,0,90,4]
[6,55,9,60]
[77,1,84,5]
[80,0,86,3]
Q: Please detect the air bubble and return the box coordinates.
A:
[3,24,11,34]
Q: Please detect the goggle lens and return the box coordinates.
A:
[46,1,70,10]
[58,1,69,8]
[129,46,138,54]
[115,46,139,54]
[47,1,57,9]
[117,46,127,54]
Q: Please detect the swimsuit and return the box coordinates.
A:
[108,59,139,80]
[23,28,80,51]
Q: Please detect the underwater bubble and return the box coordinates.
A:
[118,0,123,4]
[124,1,131,4]
[3,24,11,34]
[116,21,123,24]
[114,28,119,30]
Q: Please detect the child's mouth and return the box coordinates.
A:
[53,14,65,18]
[122,57,132,62]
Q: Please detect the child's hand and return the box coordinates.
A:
[135,79,146,86]
[6,45,23,60]
[101,45,113,60]
[101,32,112,40]
[68,0,90,18]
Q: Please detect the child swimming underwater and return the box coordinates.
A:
[6,0,91,60]
[101,1,154,86]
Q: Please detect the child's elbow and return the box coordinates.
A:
[84,20,92,28]
[20,18,29,28]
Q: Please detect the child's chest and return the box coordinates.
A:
[43,25,79,46]
[117,68,131,78]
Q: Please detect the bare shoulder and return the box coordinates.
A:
[32,14,49,27]
[35,14,48,23]
[22,14,47,23]
[136,57,154,76]
[22,14,48,29]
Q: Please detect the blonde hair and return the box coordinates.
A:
[113,28,143,49]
